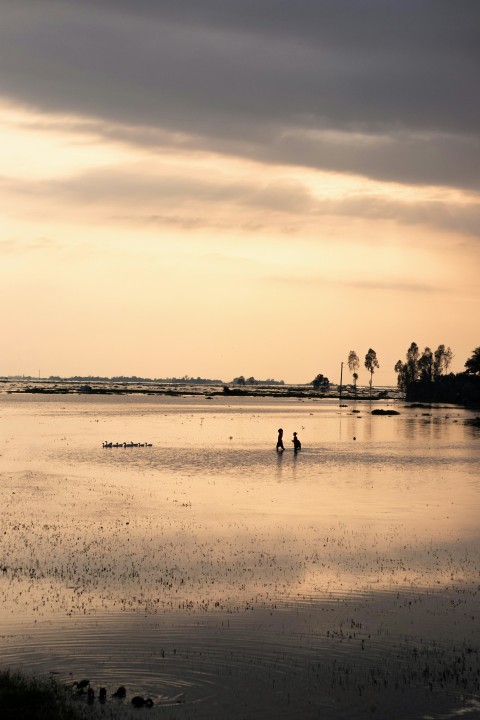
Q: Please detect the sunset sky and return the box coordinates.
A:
[1,1,479,385]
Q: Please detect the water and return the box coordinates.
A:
[1,394,479,718]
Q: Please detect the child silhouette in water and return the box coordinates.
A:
[292,432,301,452]
[276,428,284,451]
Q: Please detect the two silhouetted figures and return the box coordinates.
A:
[276,428,301,453]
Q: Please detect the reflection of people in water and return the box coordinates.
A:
[276,428,284,451]
[292,432,302,452]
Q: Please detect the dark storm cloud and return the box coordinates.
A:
[1,0,479,188]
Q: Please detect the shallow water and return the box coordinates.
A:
[1,394,479,719]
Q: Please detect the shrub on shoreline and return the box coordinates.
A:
[0,670,81,720]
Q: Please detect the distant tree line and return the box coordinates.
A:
[45,375,224,384]
[232,376,285,385]
[161,376,224,385]
[394,343,453,392]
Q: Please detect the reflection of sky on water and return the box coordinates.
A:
[0,600,479,719]
[0,395,479,718]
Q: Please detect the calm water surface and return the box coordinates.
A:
[1,394,479,719]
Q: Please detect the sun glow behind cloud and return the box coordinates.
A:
[1,97,479,382]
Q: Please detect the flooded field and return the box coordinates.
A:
[0,394,479,719]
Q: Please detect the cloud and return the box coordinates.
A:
[0,1,479,189]
[314,195,480,240]
[266,273,444,295]
[0,236,60,255]
[2,160,479,241]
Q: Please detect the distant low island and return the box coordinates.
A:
[0,378,390,401]
[1,375,391,401]
[1,345,479,407]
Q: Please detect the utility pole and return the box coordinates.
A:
[339,361,343,405]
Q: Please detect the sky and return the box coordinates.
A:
[1,1,479,385]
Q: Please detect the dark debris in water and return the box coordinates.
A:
[371,409,400,415]
[465,416,480,428]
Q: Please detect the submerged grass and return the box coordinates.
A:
[0,669,81,720]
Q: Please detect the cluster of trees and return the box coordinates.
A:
[312,373,330,391]
[344,344,480,394]
[233,376,256,386]
[465,347,480,375]
[273,342,479,401]
[393,344,480,404]
[393,343,453,392]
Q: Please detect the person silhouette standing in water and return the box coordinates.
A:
[276,428,285,451]
[292,432,302,453]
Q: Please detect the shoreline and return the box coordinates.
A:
[0,379,398,401]
[3,379,478,408]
